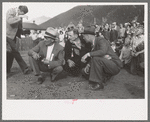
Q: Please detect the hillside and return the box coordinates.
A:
[40,5,144,29]
[24,16,51,25]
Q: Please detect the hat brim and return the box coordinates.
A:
[81,26,95,35]
[44,32,57,40]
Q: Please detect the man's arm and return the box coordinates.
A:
[6,8,22,25]
[28,42,41,56]
[89,38,108,57]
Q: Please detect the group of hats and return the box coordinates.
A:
[66,23,96,35]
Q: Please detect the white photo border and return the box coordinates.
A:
[2,2,148,120]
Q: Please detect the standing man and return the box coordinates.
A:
[110,23,118,43]
[28,27,65,84]
[81,27,123,90]
[102,23,111,44]
[6,5,30,74]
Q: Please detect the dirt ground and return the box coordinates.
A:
[7,51,145,99]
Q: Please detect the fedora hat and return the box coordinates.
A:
[81,26,95,35]
[44,27,58,40]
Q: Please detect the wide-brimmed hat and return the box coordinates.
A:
[44,27,58,40]
[81,26,95,35]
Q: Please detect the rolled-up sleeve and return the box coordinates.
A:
[6,9,21,25]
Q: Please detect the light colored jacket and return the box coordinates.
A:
[28,41,65,69]
[6,8,22,39]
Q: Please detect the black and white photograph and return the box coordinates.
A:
[2,2,148,120]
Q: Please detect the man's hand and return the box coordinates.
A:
[81,53,90,63]
[67,59,75,67]
[19,15,28,20]
[32,52,40,60]
[41,58,49,65]
[84,64,90,74]
[134,52,139,57]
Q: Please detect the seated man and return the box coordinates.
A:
[28,27,64,84]
[63,27,90,76]
[81,27,123,90]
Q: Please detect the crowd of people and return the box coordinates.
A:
[6,5,145,91]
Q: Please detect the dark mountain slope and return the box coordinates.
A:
[40,5,144,29]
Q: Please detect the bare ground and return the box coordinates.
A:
[7,51,145,99]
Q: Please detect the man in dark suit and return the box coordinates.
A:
[81,27,123,90]
[28,27,65,84]
[63,26,91,76]
[6,5,30,74]
[110,23,118,43]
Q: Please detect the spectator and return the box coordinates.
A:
[112,22,120,36]
[37,30,44,40]
[130,26,144,76]
[119,23,126,43]
[58,30,65,47]
[119,34,132,69]
[102,23,110,44]
[124,24,131,38]
[110,23,118,43]
[29,30,40,47]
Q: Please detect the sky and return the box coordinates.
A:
[3,2,78,21]
[3,2,145,22]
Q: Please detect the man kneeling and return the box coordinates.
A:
[28,27,64,84]
[81,27,123,90]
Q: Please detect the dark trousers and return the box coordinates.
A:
[63,63,80,76]
[7,52,14,73]
[7,37,28,72]
[29,56,63,80]
[89,57,120,83]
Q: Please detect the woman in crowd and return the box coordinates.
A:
[130,26,144,76]
[119,33,132,69]
[118,23,126,43]
[124,24,131,39]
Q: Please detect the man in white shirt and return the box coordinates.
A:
[28,27,65,84]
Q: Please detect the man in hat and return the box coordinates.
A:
[81,27,123,90]
[6,5,30,74]
[28,27,65,84]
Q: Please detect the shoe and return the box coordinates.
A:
[23,68,31,75]
[90,82,104,90]
[36,76,44,84]
[103,75,112,83]
[51,70,68,82]
[81,68,89,80]
[51,74,58,82]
